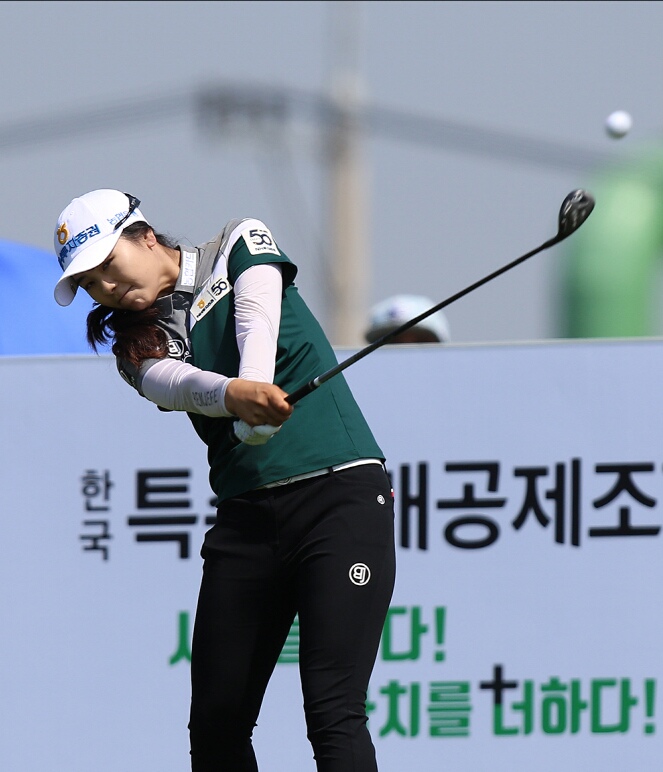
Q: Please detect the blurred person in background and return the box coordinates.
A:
[364,294,450,344]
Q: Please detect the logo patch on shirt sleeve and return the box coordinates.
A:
[241,226,281,257]
[191,276,233,323]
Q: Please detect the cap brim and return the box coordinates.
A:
[365,322,446,344]
[365,324,399,343]
[53,230,122,306]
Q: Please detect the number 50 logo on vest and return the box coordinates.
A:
[191,275,233,323]
[242,227,281,257]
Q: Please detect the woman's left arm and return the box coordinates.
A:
[233,262,283,383]
[225,263,293,435]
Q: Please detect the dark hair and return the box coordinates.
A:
[86,222,178,367]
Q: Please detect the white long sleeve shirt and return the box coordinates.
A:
[140,263,282,416]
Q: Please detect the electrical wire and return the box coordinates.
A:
[0,84,617,172]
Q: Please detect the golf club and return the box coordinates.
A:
[285,188,595,406]
[231,188,594,444]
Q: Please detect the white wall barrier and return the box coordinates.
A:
[1,339,662,771]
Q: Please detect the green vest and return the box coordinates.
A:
[188,230,384,501]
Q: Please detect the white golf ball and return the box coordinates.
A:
[605,110,632,138]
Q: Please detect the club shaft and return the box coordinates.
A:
[285,233,561,406]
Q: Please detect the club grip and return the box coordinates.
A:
[286,379,319,406]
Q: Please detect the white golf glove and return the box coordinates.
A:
[232,419,282,446]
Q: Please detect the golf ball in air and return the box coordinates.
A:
[605,110,632,138]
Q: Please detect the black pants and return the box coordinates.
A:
[189,464,396,771]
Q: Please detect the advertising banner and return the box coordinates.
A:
[0,339,661,771]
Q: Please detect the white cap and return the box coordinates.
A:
[365,294,451,343]
[53,189,148,306]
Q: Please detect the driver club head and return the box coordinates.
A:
[557,189,595,240]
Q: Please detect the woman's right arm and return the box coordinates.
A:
[140,358,291,427]
[140,357,233,417]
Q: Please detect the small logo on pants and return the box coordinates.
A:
[349,563,371,586]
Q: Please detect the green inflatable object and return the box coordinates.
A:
[558,143,663,338]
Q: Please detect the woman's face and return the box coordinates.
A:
[73,231,179,311]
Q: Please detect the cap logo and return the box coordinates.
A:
[57,223,69,245]
[57,224,101,268]
[108,208,131,228]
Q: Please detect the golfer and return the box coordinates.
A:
[53,189,396,772]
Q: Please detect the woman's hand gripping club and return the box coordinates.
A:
[225,379,293,446]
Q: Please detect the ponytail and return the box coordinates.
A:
[87,304,168,367]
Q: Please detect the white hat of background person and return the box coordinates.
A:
[53,189,148,306]
[365,294,451,343]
